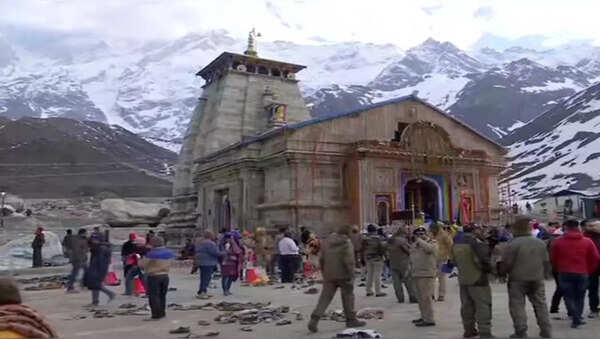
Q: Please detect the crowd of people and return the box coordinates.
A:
[59,227,175,320]
[304,216,600,338]
[14,214,600,338]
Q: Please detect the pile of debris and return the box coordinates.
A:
[16,274,67,285]
[164,301,300,337]
[18,275,67,291]
[320,308,385,322]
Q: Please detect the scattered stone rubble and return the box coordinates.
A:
[18,275,67,291]
[356,308,385,320]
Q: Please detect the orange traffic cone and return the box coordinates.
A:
[104,271,120,286]
[133,277,146,296]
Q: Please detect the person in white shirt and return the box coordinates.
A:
[278,232,300,283]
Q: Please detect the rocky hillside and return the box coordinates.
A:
[0,117,176,198]
[2,29,600,149]
[501,82,600,198]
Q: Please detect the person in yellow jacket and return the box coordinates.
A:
[430,221,454,301]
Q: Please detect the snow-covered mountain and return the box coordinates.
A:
[501,82,600,198]
[305,40,600,139]
[1,28,600,151]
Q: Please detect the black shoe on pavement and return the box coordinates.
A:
[346,319,366,328]
[366,292,374,297]
[415,321,435,327]
[375,293,387,297]
[412,318,423,324]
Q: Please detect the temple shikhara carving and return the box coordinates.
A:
[164,31,507,243]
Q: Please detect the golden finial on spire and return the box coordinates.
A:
[244,28,261,57]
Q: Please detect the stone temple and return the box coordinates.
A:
[164,34,507,243]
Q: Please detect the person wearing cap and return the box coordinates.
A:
[308,224,366,333]
[499,216,552,338]
[430,221,453,301]
[31,227,45,268]
[410,226,438,327]
[451,223,493,338]
[361,224,387,297]
[139,236,174,320]
[551,218,600,328]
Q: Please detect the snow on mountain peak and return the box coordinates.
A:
[503,82,600,198]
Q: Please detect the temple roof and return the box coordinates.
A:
[196,95,507,163]
[290,95,504,150]
[196,52,306,81]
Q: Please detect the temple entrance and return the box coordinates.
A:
[214,189,232,231]
[404,178,441,220]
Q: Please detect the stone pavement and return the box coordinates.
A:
[19,268,600,339]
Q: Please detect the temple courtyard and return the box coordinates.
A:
[14,267,600,339]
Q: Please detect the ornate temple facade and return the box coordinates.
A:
[164,34,507,243]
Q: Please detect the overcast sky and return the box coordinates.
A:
[1,0,599,49]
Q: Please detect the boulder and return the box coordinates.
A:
[4,194,25,212]
[0,231,65,270]
[1,204,15,216]
[101,199,170,227]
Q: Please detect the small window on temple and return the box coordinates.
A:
[246,64,256,73]
[393,122,410,141]
[271,68,281,77]
[232,61,241,70]
[282,71,289,78]
[258,66,268,75]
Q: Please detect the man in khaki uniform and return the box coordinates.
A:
[362,224,387,297]
[308,224,366,333]
[410,226,438,327]
[430,221,453,301]
[388,226,416,303]
[451,224,493,338]
[499,216,552,338]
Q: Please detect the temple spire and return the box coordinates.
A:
[244,28,260,57]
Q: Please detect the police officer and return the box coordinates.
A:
[362,224,387,297]
[308,224,366,332]
[451,224,493,338]
[499,216,552,338]
[410,226,438,327]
